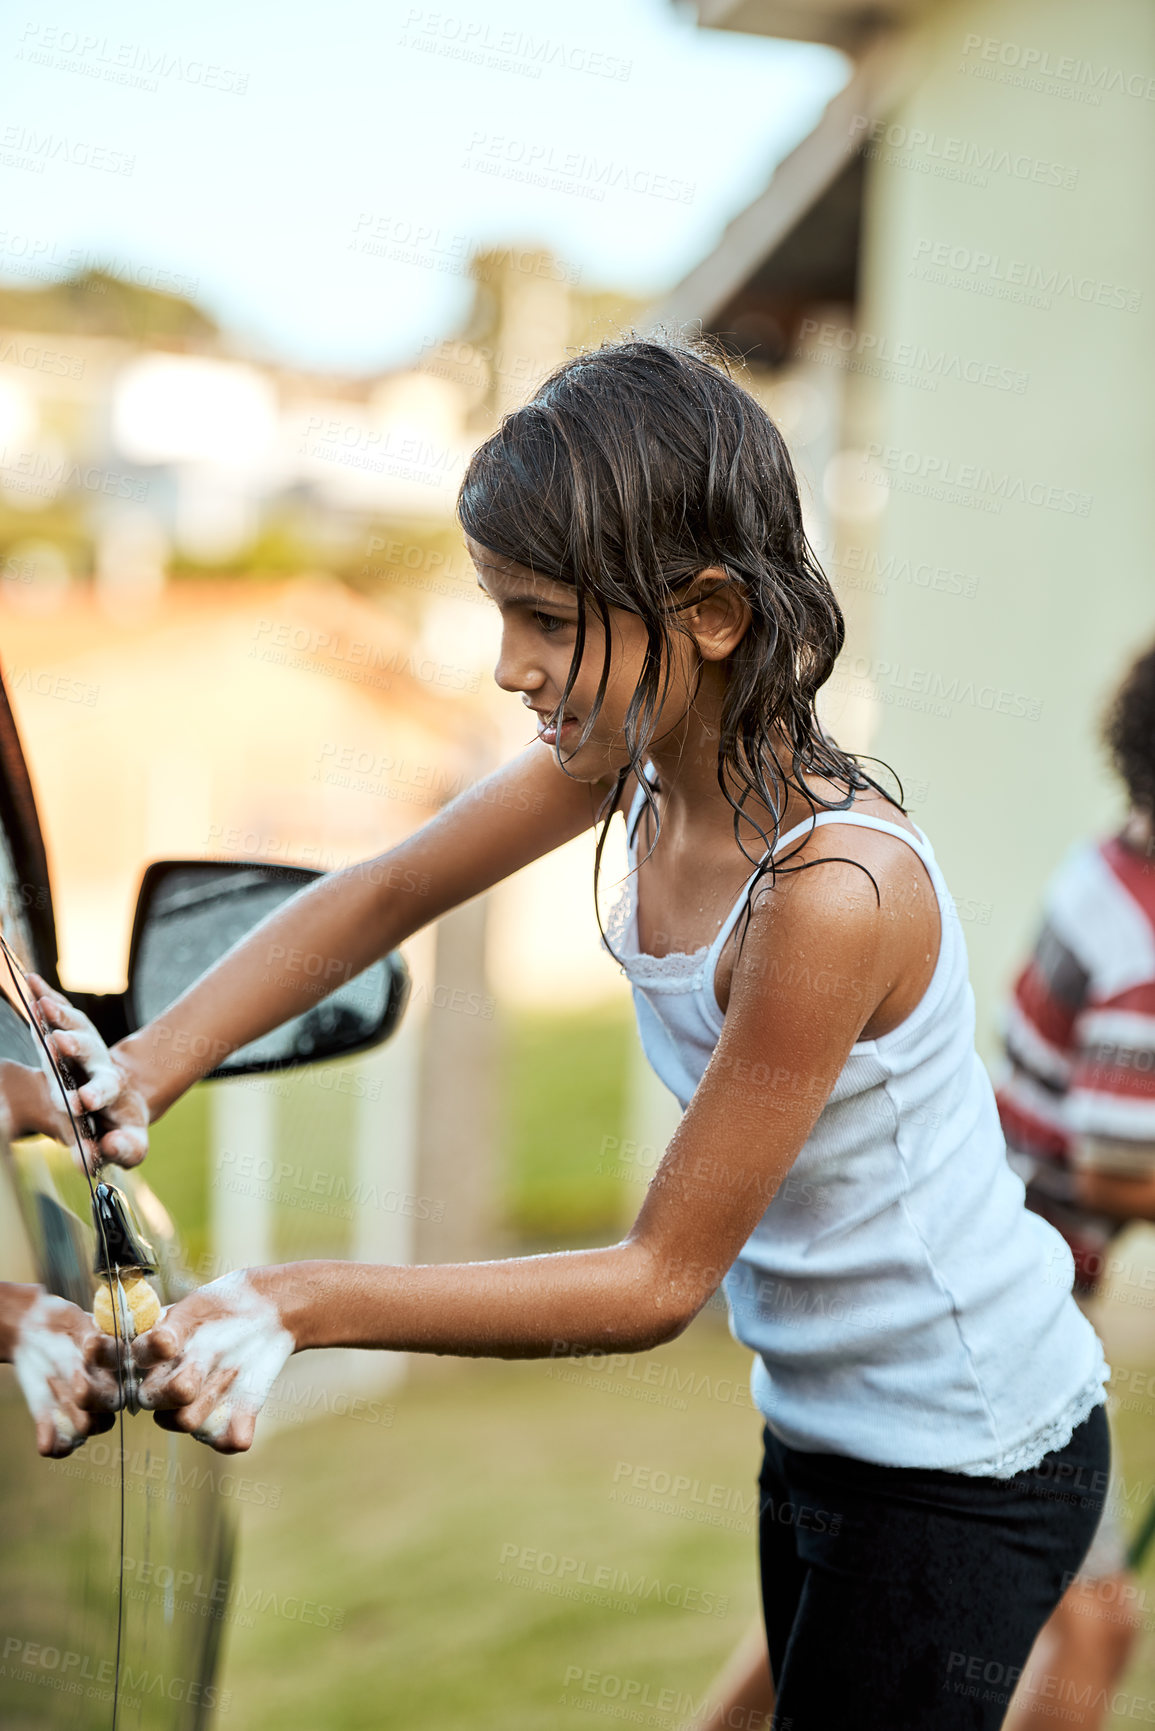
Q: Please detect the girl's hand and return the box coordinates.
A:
[132,1271,295,1454]
[26,975,150,1169]
[0,1059,76,1146]
[6,1287,121,1457]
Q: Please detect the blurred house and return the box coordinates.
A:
[0,575,492,984]
[661,0,1155,1059]
[0,252,639,582]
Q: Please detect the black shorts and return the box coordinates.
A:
[757,1402,1110,1729]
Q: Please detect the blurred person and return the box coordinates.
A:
[684,1620,777,1731]
[49,339,1112,1728]
[995,642,1155,1730]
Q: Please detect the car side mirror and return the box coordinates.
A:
[126,859,409,1078]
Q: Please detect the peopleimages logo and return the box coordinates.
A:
[496,1543,729,1616]
[863,441,1093,518]
[848,114,1079,189]
[16,24,249,95]
[838,654,1043,721]
[463,133,695,204]
[0,335,85,378]
[910,237,1141,313]
[399,10,633,81]
[959,34,1155,102]
[798,317,1028,397]
[0,124,135,176]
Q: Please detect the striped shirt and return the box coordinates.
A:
[996,834,1155,1289]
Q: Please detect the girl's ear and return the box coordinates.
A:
[683,567,752,662]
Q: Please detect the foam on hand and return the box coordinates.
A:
[139,1271,295,1445]
[11,1292,89,1453]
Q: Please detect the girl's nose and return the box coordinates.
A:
[493,627,544,698]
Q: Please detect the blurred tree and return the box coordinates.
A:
[0,269,217,347]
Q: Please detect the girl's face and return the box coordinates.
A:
[468,538,699,782]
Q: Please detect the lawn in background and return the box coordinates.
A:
[220,1314,765,1731]
[145,1081,211,1267]
[501,1003,633,1244]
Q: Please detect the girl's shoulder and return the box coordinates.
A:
[760,785,938,937]
[754,770,924,861]
[802,789,923,845]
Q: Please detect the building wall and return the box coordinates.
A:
[854,0,1155,1057]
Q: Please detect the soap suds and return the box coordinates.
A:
[11,1293,89,1453]
[141,1271,294,1444]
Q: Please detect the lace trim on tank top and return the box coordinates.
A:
[952,1363,1108,1479]
[603,872,716,985]
[603,780,823,986]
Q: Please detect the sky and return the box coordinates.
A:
[0,0,847,373]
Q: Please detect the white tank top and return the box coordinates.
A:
[606,779,1108,1475]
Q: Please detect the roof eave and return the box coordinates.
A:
[646,25,916,332]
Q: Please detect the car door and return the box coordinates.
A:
[0,678,235,1730]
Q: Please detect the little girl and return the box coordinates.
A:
[49,339,1109,1728]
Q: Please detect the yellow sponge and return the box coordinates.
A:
[94,1272,162,1341]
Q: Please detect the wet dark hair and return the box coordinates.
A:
[457,335,898,941]
[1104,640,1155,819]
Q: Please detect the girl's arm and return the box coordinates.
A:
[36,745,609,1164]
[132,837,913,1451]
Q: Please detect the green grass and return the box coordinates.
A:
[218,1316,764,1731]
[500,1004,633,1242]
[144,1084,211,1267]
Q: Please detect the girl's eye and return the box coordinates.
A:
[533,611,568,635]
